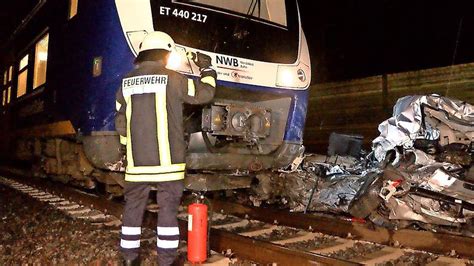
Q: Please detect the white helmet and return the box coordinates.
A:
[139,31,176,53]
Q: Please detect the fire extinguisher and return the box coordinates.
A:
[187,198,208,264]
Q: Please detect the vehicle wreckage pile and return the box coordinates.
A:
[251,94,473,236]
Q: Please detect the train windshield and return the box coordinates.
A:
[174,0,287,27]
[151,0,299,64]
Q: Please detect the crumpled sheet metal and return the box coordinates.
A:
[372,94,474,161]
[310,174,369,213]
[412,149,436,165]
[271,152,472,228]
[387,194,468,225]
[280,171,318,212]
[276,154,380,213]
[394,149,473,204]
[423,169,474,204]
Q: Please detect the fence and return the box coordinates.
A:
[304,63,474,153]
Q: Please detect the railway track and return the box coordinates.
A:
[209,200,474,259]
[1,168,473,265]
[200,211,471,265]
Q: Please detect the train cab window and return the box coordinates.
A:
[33,33,49,89]
[17,55,29,98]
[174,0,287,27]
[69,0,78,19]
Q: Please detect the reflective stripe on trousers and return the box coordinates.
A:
[120,226,141,252]
[157,226,180,249]
[120,239,140,249]
[157,239,179,249]
[120,181,184,263]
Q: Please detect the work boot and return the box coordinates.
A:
[122,256,140,266]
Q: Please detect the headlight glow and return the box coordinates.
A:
[276,64,310,89]
[280,69,294,85]
[167,51,182,70]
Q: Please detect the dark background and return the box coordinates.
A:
[298,0,474,82]
[0,1,38,47]
[1,0,474,83]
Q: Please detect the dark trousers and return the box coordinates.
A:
[120,180,184,266]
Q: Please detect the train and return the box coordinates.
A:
[0,0,311,195]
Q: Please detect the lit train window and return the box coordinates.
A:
[69,0,78,19]
[17,55,29,98]
[8,65,12,82]
[2,66,12,105]
[1,70,4,106]
[33,34,49,89]
[7,86,11,104]
[19,55,29,70]
[174,0,287,27]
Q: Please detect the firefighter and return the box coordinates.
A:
[115,31,216,266]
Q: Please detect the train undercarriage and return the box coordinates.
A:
[10,93,303,196]
[14,137,125,197]
[12,133,303,197]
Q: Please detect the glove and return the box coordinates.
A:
[187,51,212,69]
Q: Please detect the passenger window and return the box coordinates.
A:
[2,66,13,106]
[7,66,12,103]
[33,33,49,89]
[19,55,29,70]
[69,0,78,19]
[17,55,29,98]
[3,69,6,86]
[8,65,12,82]
[6,86,11,104]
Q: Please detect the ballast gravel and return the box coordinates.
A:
[0,183,164,265]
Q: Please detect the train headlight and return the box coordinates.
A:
[167,50,182,70]
[277,68,295,86]
[276,63,310,89]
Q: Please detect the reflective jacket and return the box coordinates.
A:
[115,60,216,182]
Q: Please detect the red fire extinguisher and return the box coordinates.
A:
[188,202,208,264]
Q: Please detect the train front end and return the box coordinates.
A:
[115,0,311,187]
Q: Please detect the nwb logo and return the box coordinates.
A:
[216,56,239,67]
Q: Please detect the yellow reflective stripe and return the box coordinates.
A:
[201,76,216,87]
[187,79,196,96]
[126,163,185,174]
[125,96,134,167]
[120,135,127,145]
[155,90,171,165]
[116,101,122,112]
[125,172,185,182]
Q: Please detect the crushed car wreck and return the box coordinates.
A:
[250,94,473,235]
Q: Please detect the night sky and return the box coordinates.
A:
[298,0,474,82]
[0,0,38,44]
[1,1,474,83]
